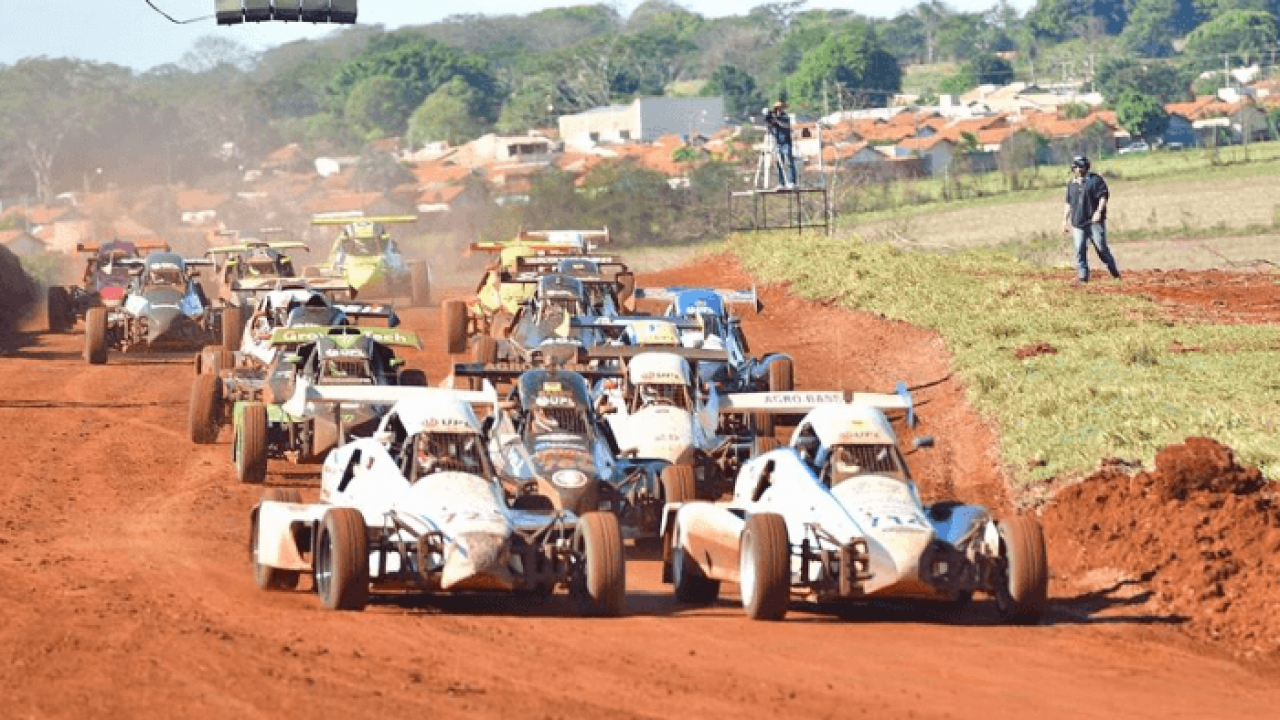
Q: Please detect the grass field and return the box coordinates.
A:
[731,233,1280,485]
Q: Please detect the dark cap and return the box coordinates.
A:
[1071,155,1090,169]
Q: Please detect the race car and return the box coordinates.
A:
[451,364,678,539]
[303,215,430,305]
[635,285,793,393]
[206,231,308,309]
[46,239,169,333]
[83,252,222,364]
[249,385,625,615]
[661,390,1049,621]
[457,274,605,366]
[441,228,620,353]
[222,325,426,483]
[188,290,408,445]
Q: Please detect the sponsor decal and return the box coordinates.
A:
[535,394,576,408]
[636,370,684,383]
[324,348,368,358]
[761,392,844,405]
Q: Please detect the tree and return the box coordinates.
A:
[1094,57,1190,104]
[1183,10,1278,66]
[962,54,1015,85]
[344,76,404,139]
[179,35,257,73]
[407,77,490,146]
[351,146,414,194]
[1115,90,1170,141]
[786,24,902,112]
[1027,0,1128,40]
[0,59,128,202]
[1120,0,1201,57]
[703,65,765,118]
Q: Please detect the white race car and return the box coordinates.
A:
[661,390,1048,621]
[250,385,626,614]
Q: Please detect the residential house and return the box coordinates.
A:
[894,136,957,176]
[0,229,48,257]
[560,96,725,149]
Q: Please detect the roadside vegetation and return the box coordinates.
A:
[733,232,1280,484]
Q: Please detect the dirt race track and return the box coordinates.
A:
[1,257,1278,719]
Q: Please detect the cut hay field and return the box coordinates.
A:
[848,172,1280,252]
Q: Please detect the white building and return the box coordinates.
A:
[559,97,726,149]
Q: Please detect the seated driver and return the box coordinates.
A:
[827,447,863,485]
[531,404,560,433]
[415,444,439,479]
[637,384,674,408]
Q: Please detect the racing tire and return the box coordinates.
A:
[221,305,245,352]
[768,357,794,392]
[616,272,635,304]
[573,512,625,617]
[409,261,430,307]
[739,513,790,621]
[671,520,720,604]
[189,373,223,445]
[315,508,370,611]
[660,464,696,504]
[752,435,781,457]
[995,516,1049,623]
[469,336,499,390]
[398,368,427,386]
[443,300,468,354]
[251,488,303,591]
[84,308,108,365]
[47,287,72,333]
[235,403,270,485]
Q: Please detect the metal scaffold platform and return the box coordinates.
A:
[728,185,830,235]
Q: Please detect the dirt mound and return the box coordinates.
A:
[1013,342,1057,359]
[1043,437,1280,660]
[0,245,38,339]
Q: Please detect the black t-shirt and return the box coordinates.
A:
[765,110,792,146]
[1065,173,1109,228]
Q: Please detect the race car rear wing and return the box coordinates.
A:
[268,325,422,350]
[333,302,399,327]
[284,385,501,433]
[451,362,624,384]
[634,286,763,315]
[585,346,729,364]
[717,382,916,427]
[76,240,170,254]
[310,215,417,226]
[208,241,309,254]
[514,255,628,274]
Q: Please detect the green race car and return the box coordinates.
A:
[304,215,430,305]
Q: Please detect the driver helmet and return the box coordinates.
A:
[639,384,661,406]
[831,447,862,480]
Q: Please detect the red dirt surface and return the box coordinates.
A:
[1042,437,1280,662]
[1087,268,1280,324]
[1,255,1277,719]
[1014,342,1059,360]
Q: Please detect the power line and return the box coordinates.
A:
[144,1,213,25]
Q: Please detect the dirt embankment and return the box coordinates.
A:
[1043,437,1280,661]
[0,245,38,340]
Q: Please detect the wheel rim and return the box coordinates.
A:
[739,528,755,609]
[315,528,333,601]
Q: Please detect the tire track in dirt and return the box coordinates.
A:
[1,263,1277,718]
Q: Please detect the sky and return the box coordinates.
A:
[1,1,1037,72]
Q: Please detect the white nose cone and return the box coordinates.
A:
[441,532,515,591]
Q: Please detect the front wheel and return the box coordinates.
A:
[315,508,370,611]
[221,305,245,352]
[47,287,72,333]
[443,300,468,354]
[995,516,1049,623]
[573,512,625,616]
[251,488,303,591]
[235,403,269,484]
[409,262,430,307]
[739,513,790,621]
[767,357,793,392]
[189,373,222,444]
[84,308,108,364]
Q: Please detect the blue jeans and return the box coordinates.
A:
[1072,222,1120,281]
[775,142,797,187]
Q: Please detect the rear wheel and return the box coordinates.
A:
[84,308,108,365]
[573,512,625,616]
[409,262,430,307]
[251,488,303,591]
[752,435,781,457]
[221,305,245,351]
[443,300,468,354]
[315,508,370,611]
[671,520,720,604]
[189,373,222,444]
[750,412,774,442]
[469,336,499,390]
[768,357,793,392]
[739,513,790,621]
[235,403,269,484]
[995,516,1049,623]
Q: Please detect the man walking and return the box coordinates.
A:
[764,100,798,189]
[1062,155,1121,282]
